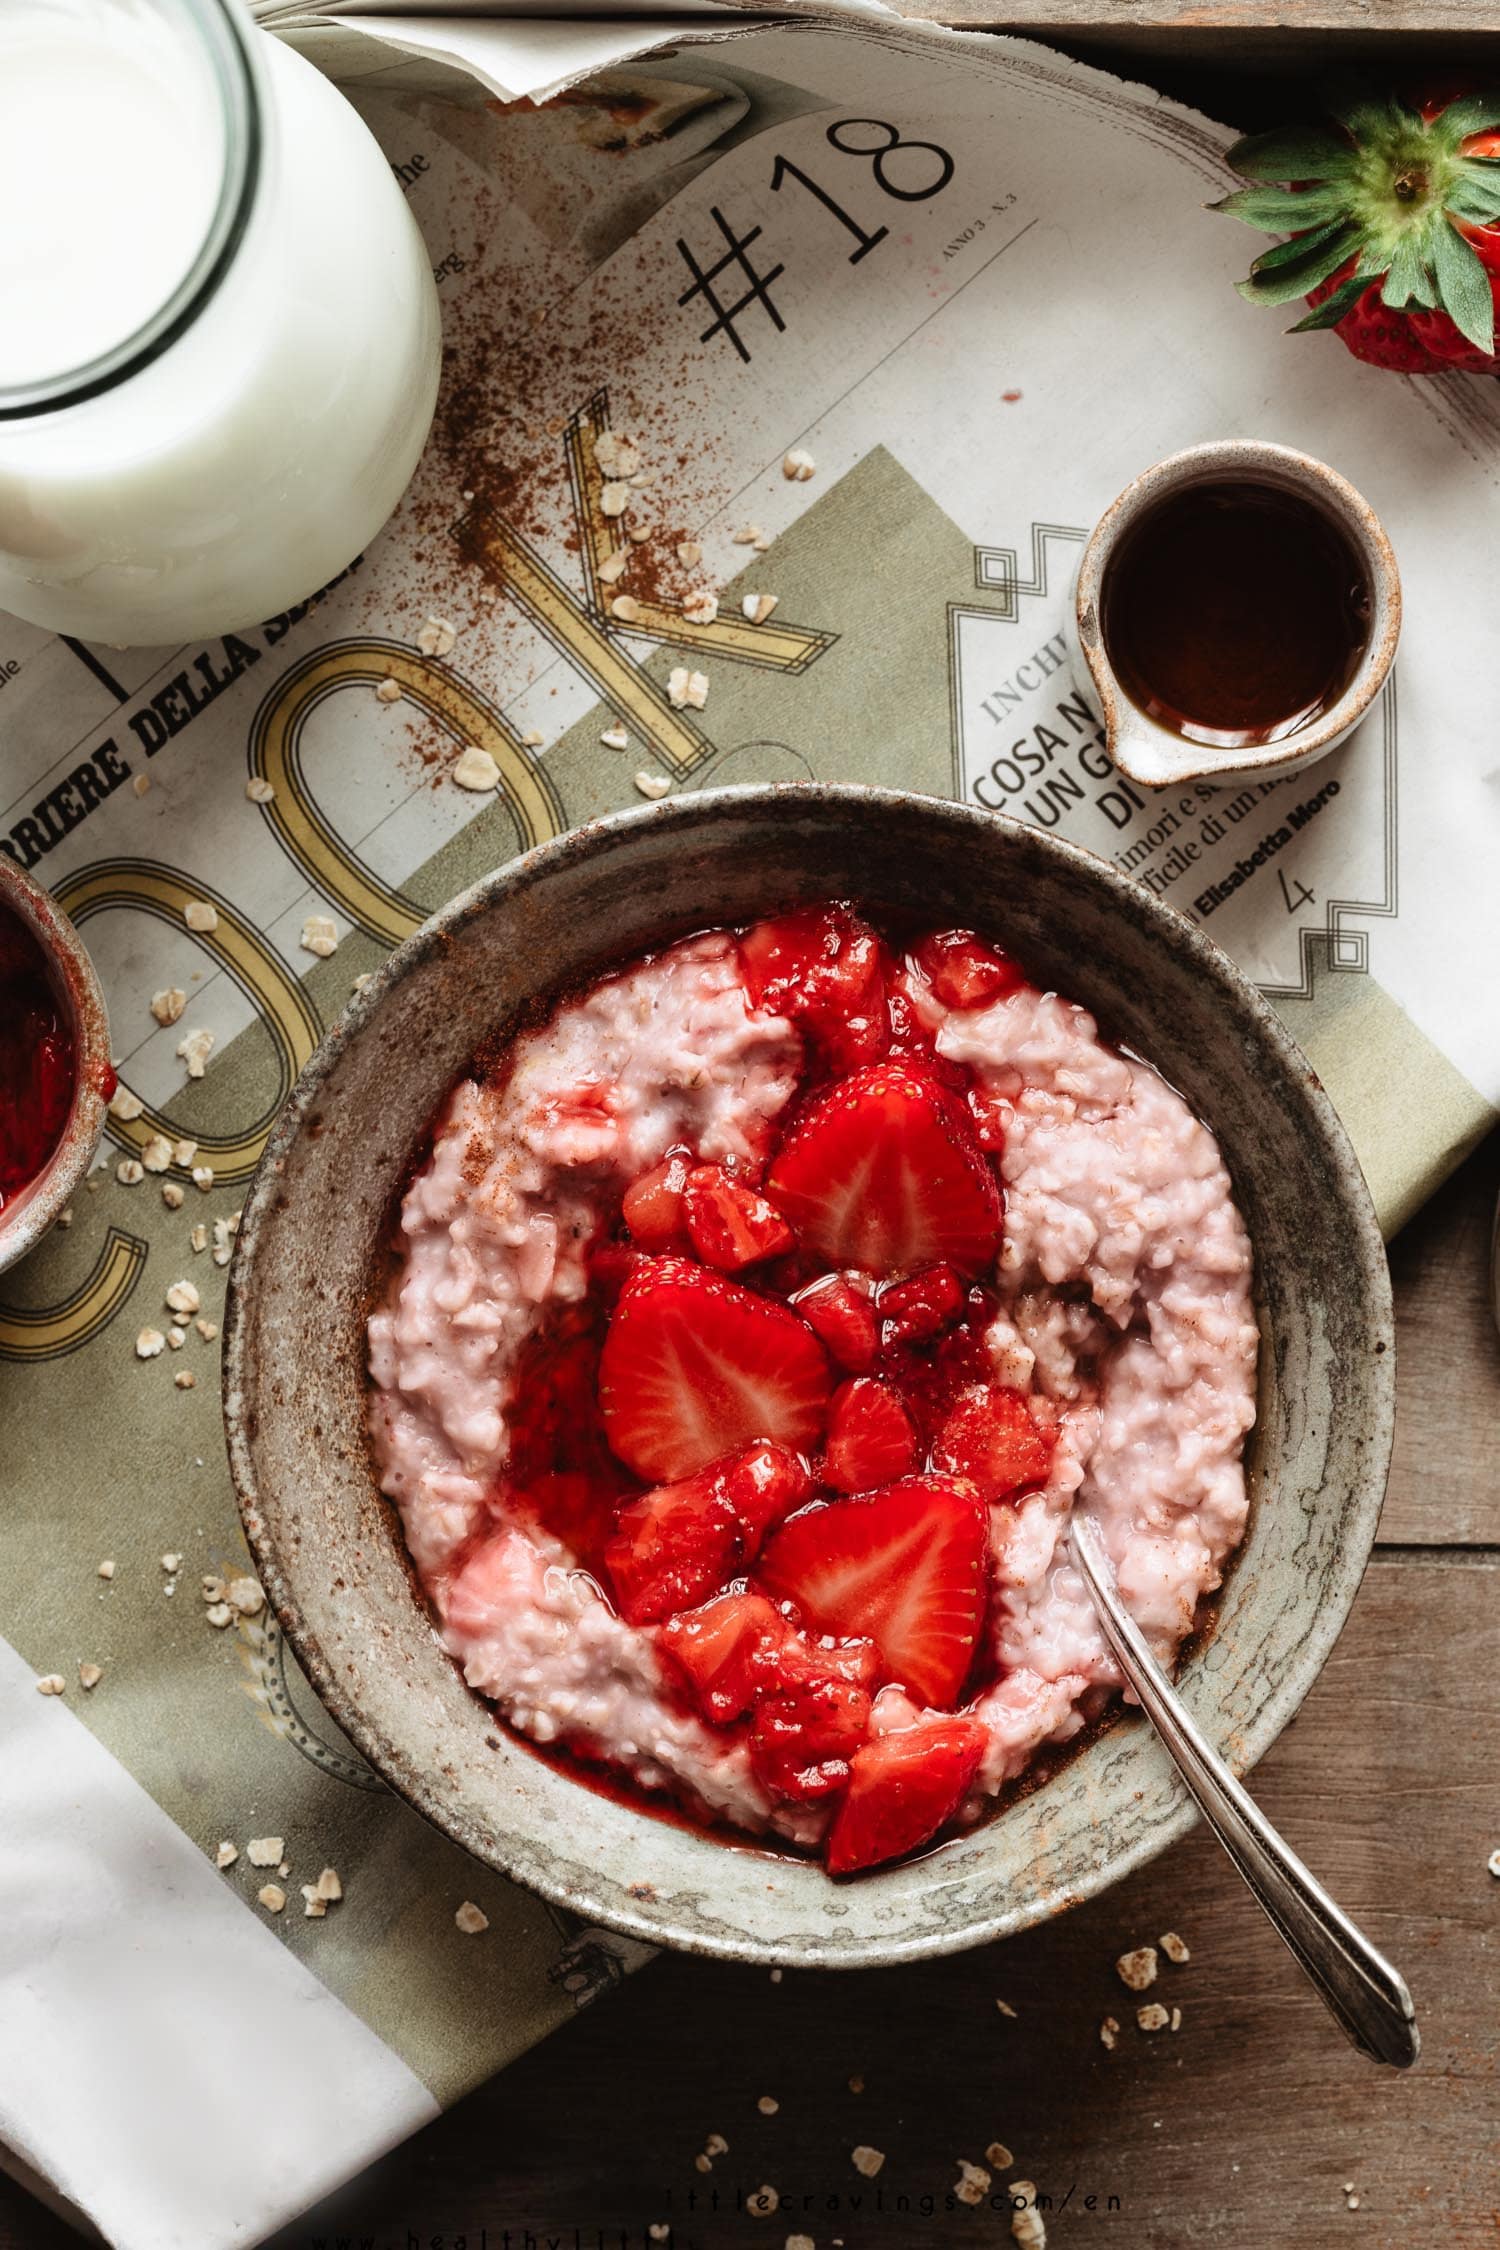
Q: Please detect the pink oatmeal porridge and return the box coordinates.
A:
[368,905,1257,1875]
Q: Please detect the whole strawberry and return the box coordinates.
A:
[1215,85,1500,373]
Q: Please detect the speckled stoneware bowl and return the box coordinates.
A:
[223,785,1393,1966]
[0,856,113,1276]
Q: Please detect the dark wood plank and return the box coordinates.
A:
[4,1553,1485,2250]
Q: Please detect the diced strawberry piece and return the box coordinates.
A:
[768,1062,1003,1279]
[823,1378,918,1494]
[658,1591,791,1724]
[825,1714,988,1874]
[756,1475,989,1708]
[930,1384,1052,1503]
[878,1263,965,1346]
[683,1164,795,1272]
[790,1273,880,1374]
[965,1085,1008,1154]
[750,1674,872,1804]
[622,1153,690,1248]
[764,1628,880,1695]
[599,1255,832,1483]
[739,904,889,1072]
[721,1438,813,1555]
[603,1470,738,1625]
[911,929,1027,1012]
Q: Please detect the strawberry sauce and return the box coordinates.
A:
[0,900,77,1212]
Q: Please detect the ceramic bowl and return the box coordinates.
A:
[222,785,1393,1966]
[0,857,113,1276]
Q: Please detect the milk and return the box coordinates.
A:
[0,2,441,644]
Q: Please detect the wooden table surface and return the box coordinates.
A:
[5,51,1499,2250]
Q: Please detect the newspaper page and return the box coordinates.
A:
[3,19,1499,2246]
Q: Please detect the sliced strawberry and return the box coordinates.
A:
[790,1273,879,1374]
[599,1255,832,1483]
[603,1470,737,1625]
[965,1085,1008,1154]
[825,1714,988,1874]
[764,1628,880,1695]
[683,1164,795,1272]
[931,1384,1051,1504]
[911,929,1027,1011]
[622,1153,690,1249]
[823,1378,918,1494]
[739,903,889,1072]
[756,1476,988,1708]
[658,1590,790,1724]
[878,1263,965,1346]
[750,1674,872,1804]
[721,1438,813,1555]
[768,1062,1003,1279]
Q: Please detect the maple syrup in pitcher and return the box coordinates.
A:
[1100,479,1372,750]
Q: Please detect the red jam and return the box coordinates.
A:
[0,902,77,1212]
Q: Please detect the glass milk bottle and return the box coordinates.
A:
[0,0,442,645]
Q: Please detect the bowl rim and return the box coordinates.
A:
[223,781,1395,1965]
[0,856,113,1273]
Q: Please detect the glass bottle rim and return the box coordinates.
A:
[0,0,262,423]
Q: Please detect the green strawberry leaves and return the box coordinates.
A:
[1216,83,1500,358]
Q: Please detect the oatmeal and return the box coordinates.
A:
[368,906,1257,1872]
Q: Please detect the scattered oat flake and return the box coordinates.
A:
[132,772,150,797]
[995,1998,1017,2017]
[300,915,339,959]
[190,1223,208,1255]
[757,2095,779,2116]
[955,2160,990,2206]
[176,1027,215,1079]
[1117,1946,1158,1991]
[522,729,544,748]
[987,2142,1014,2170]
[109,1085,144,1122]
[173,1137,198,1166]
[167,1327,185,1350]
[1099,2016,1120,2050]
[136,1328,165,1360]
[375,676,403,703]
[850,2147,885,2179]
[203,1596,230,1621]
[1009,2181,1046,2248]
[257,1884,286,1913]
[417,614,458,658]
[161,1553,183,1573]
[676,540,703,568]
[228,1576,264,1615]
[165,1279,200,1316]
[1159,1930,1190,1963]
[246,776,276,804]
[733,523,767,546]
[302,1887,328,1918]
[315,1866,342,1901]
[174,1368,197,1391]
[140,1133,173,1173]
[215,1841,238,1868]
[150,988,187,1027]
[161,1182,185,1209]
[116,1159,144,1186]
[183,899,218,934]
[634,771,671,801]
[1169,2006,1182,2031]
[97,1560,115,1580]
[746,2186,778,2218]
[593,431,640,480]
[742,593,779,625]
[600,725,629,751]
[783,448,816,481]
[194,1165,216,1194]
[683,590,719,625]
[610,594,642,625]
[202,1575,225,1603]
[705,2134,729,2158]
[78,1662,102,1690]
[599,480,631,518]
[35,1674,66,1696]
[786,2239,814,2250]
[55,1206,72,1227]
[1487,1848,1500,1878]
[1137,2002,1170,2032]
[667,667,709,711]
[452,746,500,793]
[598,551,629,586]
[455,1900,489,1934]
[847,2075,864,2094]
[648,2230,669,2245]
[247,1837,284,1866]
[769,1968,782,1983]
[694,2155,712,2176]
[626,516,653,544]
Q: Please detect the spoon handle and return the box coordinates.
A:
[1069,1513,1419,2069]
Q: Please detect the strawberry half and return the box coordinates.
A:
[768,1061,1002,1280]
[756,1475,989,1708]
[825,1714,988,1875]
[603,1471,737,1625]
[823,1377,919,1494]
[683,1163,795,1271]
[931,1384,1052,1504]
[739,903,889,1073]
[599,1255,832,1483]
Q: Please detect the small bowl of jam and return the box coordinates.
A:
[0,857,114,1275]
[1074,440,1400,789]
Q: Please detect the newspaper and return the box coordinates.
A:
[3,15,1499,2246]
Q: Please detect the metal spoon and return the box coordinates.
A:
[1069,1511,1419,2069]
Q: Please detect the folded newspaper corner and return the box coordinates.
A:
[4,4,1499,2245]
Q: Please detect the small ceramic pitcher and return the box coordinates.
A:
[1073,440,1401,789]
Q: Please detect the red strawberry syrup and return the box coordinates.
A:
[0,901,77,1212]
